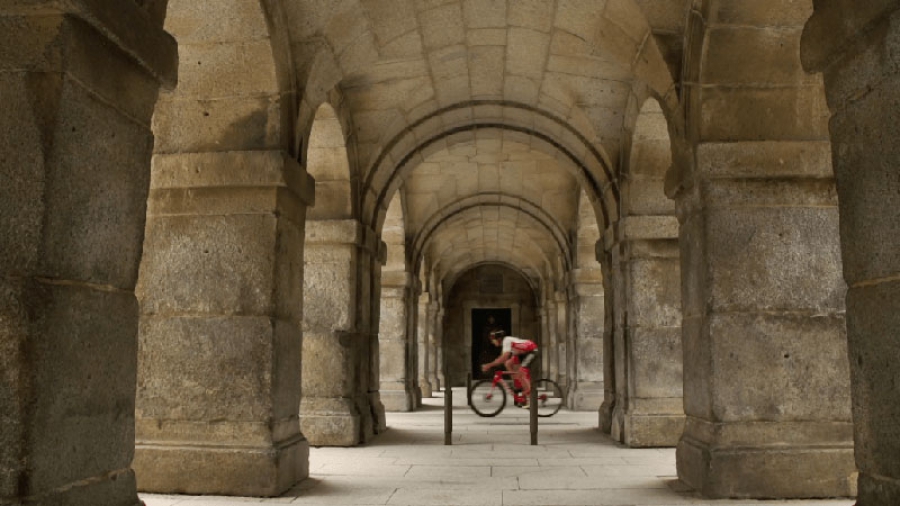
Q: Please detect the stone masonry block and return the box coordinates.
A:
[462,0,506,29]
[139,214,279,316]
[628,326,683,399]
[699,85,829,142]
[137,315,280,422]
[627,256,681,327]
[164,0,268,42]
[677,436,854,499]
[509,0,554,32]
[714,0,813,27]
[175,41,278,99]
[152,95,284,153]
[829,81,900,284]
[703,26,810,85]
[419,3,465,49]
[302,331,358,398]
[846,282,900,479]
[15,283,138,492]
[4,76,152,289]
[706,312,851,423]
[134,436,308,496]
[704,205,845,312]
[696,141,833,179]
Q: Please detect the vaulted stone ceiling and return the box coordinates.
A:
[160,0,685,292]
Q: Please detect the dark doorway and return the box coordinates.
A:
[471,308,511,379]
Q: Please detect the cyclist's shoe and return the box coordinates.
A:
[518,401,529,409]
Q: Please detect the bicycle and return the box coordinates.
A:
[469,369,564,417]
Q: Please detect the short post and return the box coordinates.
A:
[466,372,472,407]
[444,359,452,445]
[529,384,538,445]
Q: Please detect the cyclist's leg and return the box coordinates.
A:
[518,352,536,396]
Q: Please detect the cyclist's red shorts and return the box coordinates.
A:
[512,350,538,371]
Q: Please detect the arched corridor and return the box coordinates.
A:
[2,1,899,505]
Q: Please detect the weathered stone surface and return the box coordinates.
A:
[0,5,172,505]
[134,437,308,496]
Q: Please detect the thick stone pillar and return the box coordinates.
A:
[544,298,559,382]
[379,271,416,411]
[431,306,444,391]
[301,219,378,445]
[803,5,900,504]
[553,293,568,391]
[1,4,176,505]
[598,249,619,433]
[366,245,388,433]
[134,151,312,495]
[672,4,855,498]
[418,297,433,398]
[568,269,605,411]
[607,217,683,447]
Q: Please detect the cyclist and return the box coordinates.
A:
[481,330,538,407]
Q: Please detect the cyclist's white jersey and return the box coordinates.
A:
[501,336,537,355]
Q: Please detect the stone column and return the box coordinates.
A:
[379,271,416,411]
[598,248,619,433]
[431,306,444,391]
[607,217,683,447]
[671,4,855,498]
[568,269,605,411]
[418,296,433,398]
[367,244,388,433]
[301,219,374,445]
[554,292,568,390]
[134,151,312,495]
[1,4,176,505]
[803,6,900,504]
[545,298,559,382]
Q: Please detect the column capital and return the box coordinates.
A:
[151,151,315,206]
[5,0,178,87]
[802,2,900,74]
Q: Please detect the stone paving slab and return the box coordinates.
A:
[141,389,855,506]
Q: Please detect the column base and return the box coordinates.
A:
[570,382,604,411]
[134,435,309,496]
[16,469,142,506]
[420,378,433,397]
[368,392,387,433]
[598,398,615,434]
[380,388,415,412]
[677,432,856,498]
[620,413,684,447]
[300,398,361,446]
[857,473,899,506]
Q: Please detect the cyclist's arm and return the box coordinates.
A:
[482,351,511,370]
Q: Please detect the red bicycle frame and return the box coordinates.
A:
[489,369,531,404]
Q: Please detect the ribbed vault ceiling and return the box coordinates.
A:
[162,0,685,293]
[285,0,677,290]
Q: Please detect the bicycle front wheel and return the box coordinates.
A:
[470,380,506,417]
[534,379,563,417]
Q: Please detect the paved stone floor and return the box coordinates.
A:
[141,389,854,506]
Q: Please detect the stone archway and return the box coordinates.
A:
[301,100,385,445]
[132,0,312,495]
[604,96,684,447]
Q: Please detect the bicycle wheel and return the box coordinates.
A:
[469,380,506,417]
[533,379,563,417]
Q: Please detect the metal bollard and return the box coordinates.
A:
[530,384,538,445]
[444,385,452,445]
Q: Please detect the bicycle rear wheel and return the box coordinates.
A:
[470,380,506,417]
[534,379,563,417]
